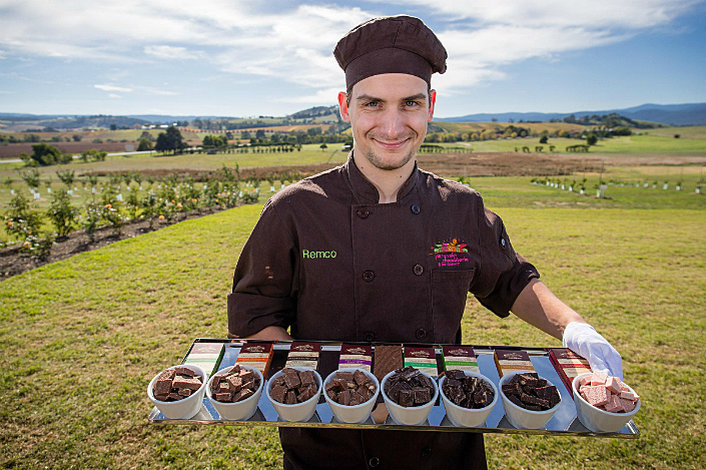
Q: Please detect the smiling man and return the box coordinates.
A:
[228,15,623,470]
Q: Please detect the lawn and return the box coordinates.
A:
[1,173,704,468]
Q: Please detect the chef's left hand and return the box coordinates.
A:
[562,321,624,380]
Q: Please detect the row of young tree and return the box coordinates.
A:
[2,165,306,258]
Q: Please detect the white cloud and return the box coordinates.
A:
[0,0,700,99]
[144,45,200,60]
[95,84,133,93]
[108,93,121,98]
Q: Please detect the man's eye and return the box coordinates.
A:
[405,100,420,107]
[365,101,379,108]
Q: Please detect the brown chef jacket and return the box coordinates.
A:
[228,154,539,470]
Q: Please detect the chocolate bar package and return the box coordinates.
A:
[235,342,274,376]
[285,342,321,369]
[403,346,438,378]
[442,345,479,373]
[372,345,403,382]
[494,349,535,377]
[548,348,592,397]
[338,344,372,371]
[182,342,224,377]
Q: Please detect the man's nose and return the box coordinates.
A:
[379,108,406,139]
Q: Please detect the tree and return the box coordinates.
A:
[539,134,548,144]
[155,126,187,154]
[22,143,71,166]
[137,138,154,151]
[586,134,598,146]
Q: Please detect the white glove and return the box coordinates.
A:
[562,321,623,380]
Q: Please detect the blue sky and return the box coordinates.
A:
[1,0,704,118]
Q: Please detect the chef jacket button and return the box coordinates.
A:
[356,208,370,219]
[415,328,427,340]
[364,331,376,342]
[410,203,421,215]
[362,270,375,282]
[368,457,380,468]
[500,237,506,247]
[413,264,424,276]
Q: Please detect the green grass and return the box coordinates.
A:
[1,170,705,468]
[0,144,348,178]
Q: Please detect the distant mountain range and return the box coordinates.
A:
[435,103,706,126]
[1,102,704,129]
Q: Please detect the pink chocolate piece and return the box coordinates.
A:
[578,375,591,387]
[590,371,608,386]
[604,394,623,413]
[606,376,622,394]
[582,385,609,407]
[619,390,638,401]
[620,397,636,412]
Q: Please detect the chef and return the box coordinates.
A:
[228,15,623,470]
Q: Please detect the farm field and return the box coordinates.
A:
[1,190,704,468]
[1,128,705,468]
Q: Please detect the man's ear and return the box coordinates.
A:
[428,89,437,122]
[338,92,351,123]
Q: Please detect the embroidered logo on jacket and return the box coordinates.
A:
[302,249,337,259]
[430,238,469,268]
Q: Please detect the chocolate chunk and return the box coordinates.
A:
[373,345,403,382]
[384,367,434,407]
[327,370,377,406]
[441,370,495,409]
[270,384,288,403]
[283,369,302,389]
[174,366,194,377]
[502,373,560,411]
[152,367,204,402]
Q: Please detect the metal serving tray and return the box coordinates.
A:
[147,339,640,438]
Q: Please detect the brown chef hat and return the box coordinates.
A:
[333,15,447,89]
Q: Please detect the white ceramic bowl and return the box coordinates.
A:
[498,372,561,430]
[439,371,498,427]
[147,364,207,419]
[380,369,439,426]
[206,365,264,421]
[572,372,641,433]
[324,368,380,424]
[265,367,322,422]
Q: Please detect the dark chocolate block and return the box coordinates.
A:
[441,370,495,410]
[384,366,434,407]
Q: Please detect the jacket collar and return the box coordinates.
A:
[344,151,420,205]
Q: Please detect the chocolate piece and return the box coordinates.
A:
[441,370,495,409]
[384,366,435,407]
[209,365,262,403]
[326,370,377,406]
[373,345,403,382]
[152,366,204,402]
[576,373,639,413]
[501,373,560,411]
[269,368,321,405]
[404,347,438,378]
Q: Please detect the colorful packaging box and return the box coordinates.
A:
[442,345,479,373]
[182,341,224,377]
[493,349,535,377]
[235,342,274,376]
[403,346,439,378]
[338,344,372,371]
[285,342,321,369]
[548,348,592,397]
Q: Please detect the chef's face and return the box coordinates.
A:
[338,73,436,171]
